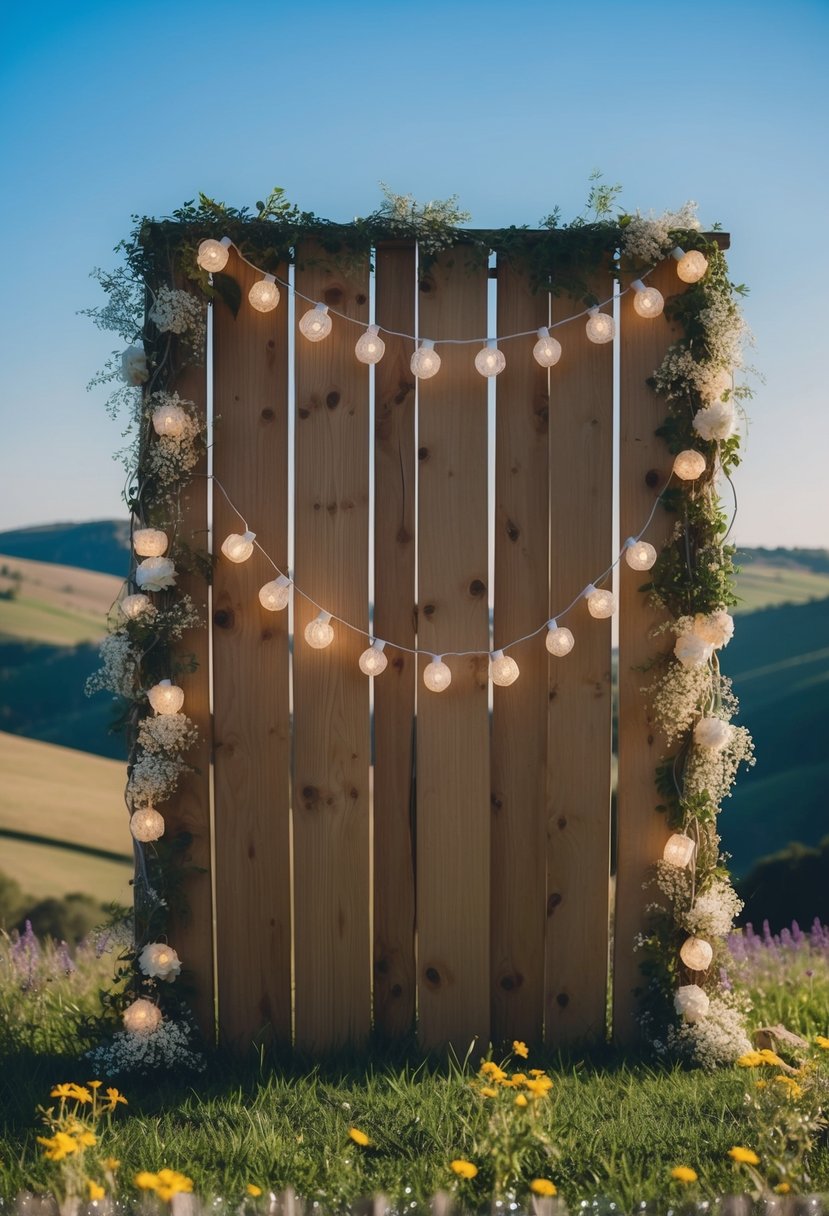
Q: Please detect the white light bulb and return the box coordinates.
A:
[120,593,154,620]
[221,530,256,563]
[130,806,165,843]
[152,402,187,438]
[123,998,162,1036]
[490,650,519,686]
[584,584,617,619]
[148,679,185,715]
[663,833,695,868]
[624,538,657,571]
[359,640,388,676]
[423,656,451,692]
[305,611,334,649]
[680,936,714,972]
[410,340,441,379]
[533,327,562,368]
[585,307,615,344]
[673,247,708,284]
[248,275,280,313]
[258,575,291,612]
[298,303,332,342]
[673,450,707,481]
[474,342,506,378]
[355,324,386,365]
[631,279,665,318]
[674,984,709,1023]
[133,528,168,558]
[196,237,231,273]
[545,620,574,657]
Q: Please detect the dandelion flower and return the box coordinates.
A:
[774,1184,791,1194]
[729,1147,760,1165]
[671,1166,698,1183]
[104,1158,120,1172]
[247,1185,263,1197]
[512,1040,529,1059]
[450,1160,478,1179]
[514,1094,528,1108]
[815,1035,829,1050]
[480,1086,498,1098]
[135,1172,160,1191]
[105,1086,128,1109]
[348,1127,371,1147]
[736,1051,764,1067]
[87,1181,105,1201]
[530,1180,557,1196]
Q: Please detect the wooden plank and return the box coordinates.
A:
[613,258,683,1042]
[545,272,614,1045]
[417,247,490,1052]
[491,259,550,1044]
[211,249,291,1047]
[293,241,371,1050]
[373,243,417,1039]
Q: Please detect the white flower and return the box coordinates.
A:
[85,630,140,697]
[666,990,752,1069]
[674,632,714,668]
[693,717,733,750]
[135,556,177,591]
[120,344,149,386]
[685,878,743,938]
[693,398,736,442]
[138,943,181,981]
[86,1017,205,1076]
[674,984,709,1023]
[693,610,734,648]
[122,998,162,1035]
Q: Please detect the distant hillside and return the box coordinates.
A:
[734,547,829,612]
[0,554,121,644]
[0,520,130,577]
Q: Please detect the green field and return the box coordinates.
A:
[733,561,829,613]
[0,553,120,645]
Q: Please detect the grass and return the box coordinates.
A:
[733,564,829,613]
[0,554,119,645]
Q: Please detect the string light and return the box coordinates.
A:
[545,620,574,657]
[305,611,334,649]
[152,401,187,437]
[475,341,506,378]
[411,340,441,379]
[533,327,562,368]
[680,936,713,971]
[490,650,519,686]
[672,247,708,283]
[673,450,707,481]
[359,640,388,676]
[258,575,291,611]
[196,236,231,273]
[248,275,280,313]
[663,833,696,868]
[355,324,385,364]
[147,679,185,715]
[133,528,168,557]
[674,984,710,1023]
[423,656,451,692]
[585,307,615,344]
[221,531,256,563]
[584,584,617,619]
[624,537,657,571]
[123,998,162,1035]
[130,806,165,842]
[298,303,332,341]
[120,593,153,620]
[630,279,665,318]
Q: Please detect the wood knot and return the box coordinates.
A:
[556,991,569,1008]
[469,579,486,598]
[419,279,433,292]
[506,518,520,543]
[423,603,435,617]
[390,983,402,998]
[499,972,523,992]
[491,793,503,811]
[397,526,412,544]
[557,816,567,830]
[247,843,255,859]
[645,468,660,488]
[324,286,343,306]
[261,407,275,421]
[547,892,562,916]
[375,957,390,975]
[326,391,340,409]
[349,787,358,799]
[261,628,273,642]
[424,966,441,987]
[392,655,404,672]
[355,292,367,306]
[266,339,275,350]
[298,406,310,420]
[301,785,319,808]
[418,447,430,461]
[213,608,234,629]
[326,501,338,515]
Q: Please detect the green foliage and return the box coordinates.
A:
[738,838,829,934]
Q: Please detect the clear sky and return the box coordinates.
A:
[1,0,827,547]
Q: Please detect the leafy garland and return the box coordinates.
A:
[84,184,752,1071]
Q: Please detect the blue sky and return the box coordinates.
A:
[1,0,827,546]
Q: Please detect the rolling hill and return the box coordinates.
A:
[0,520,131,578]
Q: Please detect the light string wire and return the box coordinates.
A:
[214,238,657,346]
[207,472,673,661]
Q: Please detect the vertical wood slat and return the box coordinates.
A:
[417,249,491,1052]
[211,250,292,1046]
[373,243,417,1039]
[613,259,683,1042]
[491,260,550,1043]
[293,242,371,1050]
[545,274,614,1045]
[168,321,215,1042]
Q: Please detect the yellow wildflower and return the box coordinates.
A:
[671,1166,698,1184]
[154,1169,194,1201]
[348,1127,371,1147]
[530,1180,557,1196]
[815,1035,829,1050]
[50,1084,77,1100]
[480,1086,499,1098]
[104,1158,120,1172]
[450,1160,478,1180]
[87,1181,105,1201]
[774,1183,791,1194]
[38,1132,79,1162]
[480,1062,508,1082]
[105,1087,128,1109]
[736,1051,764,1068]
[69,1084,93,1104]
[524,1077,553,1098]
[511,1073,527,1084]
[75,1129,97,1148]
[774,1075,803,1099]
[247,1185,263,1197]
[529,1069,546,1078]
[729,1147,760,1165]
[758,1049,785,1067]
[135,1172,160,1191]
[514,1094,528,1108]
[755,1080,767,1090]
[512,1040,529,1059]
[87,1081,103,1090]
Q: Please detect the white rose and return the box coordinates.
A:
[135,556,177,592]
[694,717,733,750]
[693,610,734,648]
[674,984,710,1023]
[674,632,714,668]
[138,942,182,981]
[692,398,736,442]
[122,997,162,1035]
[120,345,149,386]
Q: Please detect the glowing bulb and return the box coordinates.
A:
[663,833,695,868]
[123,998,162,1036]
[490,650,519,686]
[673,450,707,481]
[423,656,451,692]
[359,640,388,676]
[410,340,441,379]
[133,528,168,557]
[298,303,332,342]
[673,247,708,284]
[196,236,231,273]
[674,984,709,1023]
[148,679,185,715]
[533,327,562,368]
[258,575,291,611]
[221,530,256,563]
[584,584,617,619]
[305,611,334,649]
[474,342,506,378]
[120,593,154,620]
[631,279,664,318]
[152,402,187,438]
[545,620,574,657]
[585,307,615,344]
[130,806,165,843]
[624,538,657,571]
[680,936,714,972]
[355,324,386,364]
[248,275,280,313]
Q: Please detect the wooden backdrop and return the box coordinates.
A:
[170,239,703,1052]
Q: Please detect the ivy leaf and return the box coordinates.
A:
[212,272,242,318]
